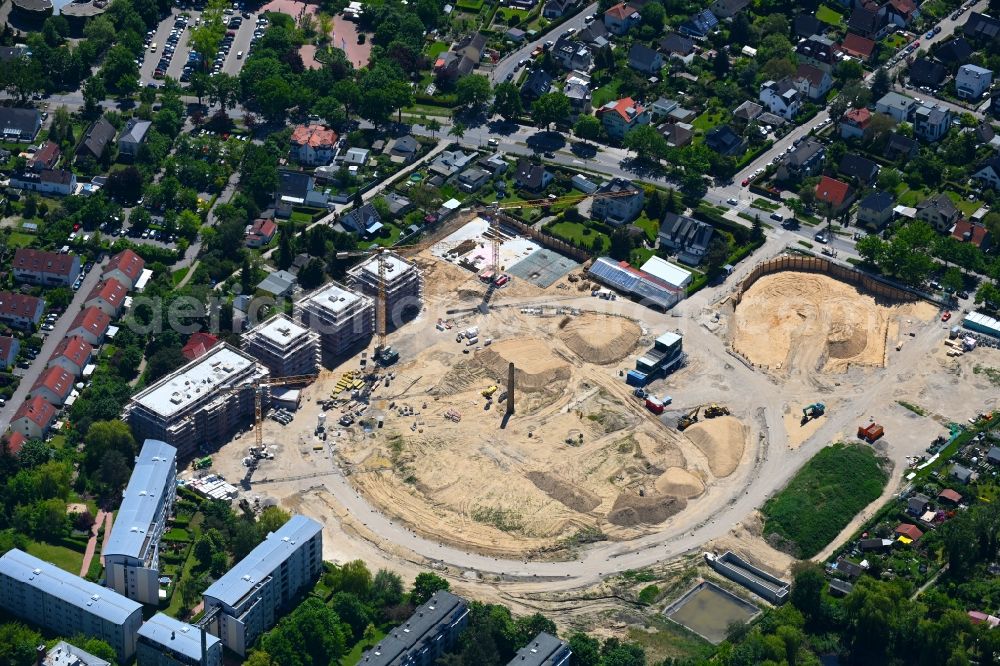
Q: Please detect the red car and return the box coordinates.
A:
[941,311,952,322]
[741,178,750,187]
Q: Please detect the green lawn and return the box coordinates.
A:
[363,223,404,249]
[455,0,484,9]
[816,4,845,25]
[762,443,888,558]
[289,210,314,224]
[895,185,930,206]
[26,539,84,574]
[343,629,387,665]
[8,231,34,248]
[426,41,449,58]
[945,191,983,216]
[884,33,908,50]
[692,109,726,132]
[172,267,189,286]
[634,213,659,242]
[496,6,530,23]
[548,220,609,248]
[591,80,622,108]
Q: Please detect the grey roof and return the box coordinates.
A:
[964,11,1000,40]
[383,191,412,215]
[104,439,176,559]
[659,212,715,252]
[733,100,763,121]
[885,132,919,157]
[521,69,553,99]
[361,591,469,665]
[917,192,958,218]
[705,125,743,155]
[838,153,879,182]
[137,612,220,661]
[45,641,111,666]
[952,463,973,481]
[78,117,115,159]
[848,7,884,35]
[679,8,718,37]
[257,269,298,296]
[515,158,549,190]
[909,58,947,87]
[934,37,973,65]
[507,632,570,665]
[908,493,930,512]
[829,579,854,595]
[796,34,837,63]
[342,203,383,234]
[0,107,40,138]
[877,91,914,111]
[659,32,695,56]
[388,135,419,156]
[988,445,1000,461]
[786,138,825,167]
[793,14,823,38]
[0,549,142,625]
[119,118,152,146]
[859,190,894,211]
[628,43,661,69]
[202,515,321,607]
[277,170,313,198]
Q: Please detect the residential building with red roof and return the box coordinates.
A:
[895,523,924,541]
[29,141,61,172]
[48,336,93,377]
[31,366,74,406]
[596,97,650,140]
[3,431,26,456]
[66,307,111,346]
[246,218,278,248]
[84,278,128,317]
[0,335,19,370]
[815,176,855,213]
[11,395,56,440]
[12,248,81,287]
[887,0,919,26]
[182,332,220,361]
[793,63,833,101]
[604,2,641,34]
[951,220,992,250]
[938,488,963,504]
[102,249,146,290]
[840,107,873,140]
[290,124,338,166]
[840,33,876,61]
[0,292,45,330]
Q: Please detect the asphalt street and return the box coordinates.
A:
[489,2,598,84]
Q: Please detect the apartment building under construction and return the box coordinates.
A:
[346,252,423,331]
[295,282,374,366]
[242,313,319,377]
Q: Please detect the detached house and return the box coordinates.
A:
[341,203,384,237]
[847,6,889,40]
[76,116,115,161]
[710,0,749,19]
[11,395,56,441]
[386,135,419,163]
[596,97,650,140]
[434,33,486,82]
[118,118,152,160]
[679,9,719,38]
[658,213,715,266]
[521,69,553,101]
[590,178,644,226]
[886,0,919,26]
[628,43,663,74]
[246,218,277,248]
[934,38,974,67]
[13,249,80,287]
[0,107,41,142]
[951,219,992,250]
[973,156,1000,191]
[796,35,838,72]
[793,64,833,101]
[857,190,896,229]
[29,142,60,171]
[543,0,574,18]
[885,132,919,161]
[916,193,960,233]
[909,58,947,89]
[776,138,825,182]
[759,79,801,120]
[9,169,77,196]
[956,65,993,100]
[963,12,1000,42]
[913,103,951,142]
[659,33,696,64]
[815,175,855,214]
[603,3,641,35]
[840,107,873,139]
[840,33,876,61]
[705,125,745,156]
[514,159,553,193]
[838,153,879,185]
[551,38,591,71]
[290,124,338,166]
[876,91,916,122]
[274,170,328,217]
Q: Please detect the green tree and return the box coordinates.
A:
[298,258,326,289]
[790,561,826,623]
[277,222,294,270]
[871,67,892,98]
[372,568,404,608]
[713,50,730,78]
[456,74,491,109]
[449,122,466,139]
[491,82,523,121]
[0,622,42,666]
[332,591,373,640]
[532,93,571,131]
[411,571,449,604]
[260,598,347,666]
[568,632,601,666]
[609,227,632,261]
[623,125,668,162]
[257,505,291,537]
[336,559,373,598]
[941,266,964,295]
[573,115,601,142]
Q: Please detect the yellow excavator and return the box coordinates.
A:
[705,404,730,418]
[678,406,701,431]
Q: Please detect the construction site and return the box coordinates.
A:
[198,206,1000,631]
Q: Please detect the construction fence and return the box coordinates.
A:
[733,255,933,308]
[497,212,591,263]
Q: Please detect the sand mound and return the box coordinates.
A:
[607,493,686,526]
[559,315,642,364]
[684,416,747,478]
[526,471,602,513]
[732,272,891,372]
[654,467,705,498]
[476,338,571,391]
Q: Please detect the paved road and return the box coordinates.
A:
[222,12,259,75]
[0,261,105,431]
[489,3,597,84]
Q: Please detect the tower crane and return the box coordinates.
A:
[336,185,642,363]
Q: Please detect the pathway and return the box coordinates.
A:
[79,509,107,577]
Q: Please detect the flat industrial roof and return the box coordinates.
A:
[130,344,259,418]
[0,549,141,625]
[656,332,682,347]
[137,613,219,660]
[104,439,176,559]
[298,282,366,315]
[640,256,692,288]
[202,515,321,608]
[349,253,415,284]
[249,313,311,347]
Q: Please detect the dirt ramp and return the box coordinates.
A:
[607,493,686,526]
[476,338,571,391]
[526,472,601,513]
[655,467,705,498]
[684,416,747,478]
[560,315,642,364]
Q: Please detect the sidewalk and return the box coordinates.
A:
[79,509,107,577]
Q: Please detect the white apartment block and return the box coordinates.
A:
[0,549,143,664]
[295,282,374,366]
[103,439,177,605]
[202,515,323,656]
[346,253,423,331]
[137,612,222,666]
[242,313,319,378]
[125,344,269,457]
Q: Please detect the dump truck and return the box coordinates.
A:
[678,406,700,431]
[705,404,730,418]
[858,422,884,443]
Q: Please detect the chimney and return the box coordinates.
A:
[171,631,176,640]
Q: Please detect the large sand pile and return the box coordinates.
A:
[526,471,602,513]
[732,272,892,372]
[683,416,747,477]
[476,338,571,391]
[608,493,686,526]
[559,315,642,364]
[655,467,705,498]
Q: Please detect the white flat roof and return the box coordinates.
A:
[299,282,366,315]
[640,256,692,288]
[131,344,259,418]
[250,314,311,347]
[349,253,415,284]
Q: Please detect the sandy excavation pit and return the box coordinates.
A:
[732,272,934,373]
[331,310,754,556]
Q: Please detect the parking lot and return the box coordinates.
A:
[139,9,197,84]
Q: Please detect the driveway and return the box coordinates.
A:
[0,261,105,432]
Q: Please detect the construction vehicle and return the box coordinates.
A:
[482,385,498,398]
[801,402,826,424]
[705,404,730,418]
[194,456,212,470]
[857,422,884,443]
[645,396,666,415]
[678,406,701,431]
